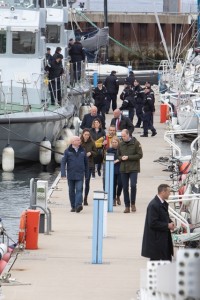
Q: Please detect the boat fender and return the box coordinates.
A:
[2,252,11,263]
[73,116,81,136]
[39,137,51,166]
[0,260,7,274]
[2,144,15,172]
[54,136,67,164]
[0,244,7,260]
[62,128,74,147]
[79,104,91,120]
[18,211,27,244]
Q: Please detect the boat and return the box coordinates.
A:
[85,63,158,85]
[0,0,90,164]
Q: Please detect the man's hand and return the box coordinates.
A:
[122,155,128,161]
[168,222,175,230]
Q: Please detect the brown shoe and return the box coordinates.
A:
[131,204,136,212]
[124,207,130,213]
[116,196,121,205]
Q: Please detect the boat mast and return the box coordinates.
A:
[104,0,108,63]
[198,0,200,46]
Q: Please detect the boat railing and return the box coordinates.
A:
[164,129,197,158]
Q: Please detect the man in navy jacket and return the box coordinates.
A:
[61,136,88,213]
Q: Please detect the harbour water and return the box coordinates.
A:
[0,162,60,243]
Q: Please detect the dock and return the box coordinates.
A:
[2,89,170,300]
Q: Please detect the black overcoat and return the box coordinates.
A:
[141,196,174,260]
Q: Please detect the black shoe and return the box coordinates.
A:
[151,132,157,137]
[51,102,55,105]
[76,205,83,213]
[135,125,140,128]
[97,170,101,176]
[71,208,75,212]
[140,134,148,137]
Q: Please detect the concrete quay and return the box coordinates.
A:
[2,92,171,300]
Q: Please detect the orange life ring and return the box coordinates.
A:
[18,211,27,244]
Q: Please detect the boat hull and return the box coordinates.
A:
[0,106,74,163]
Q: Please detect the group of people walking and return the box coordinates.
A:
[61,99,143,214]
[60,70,175,262]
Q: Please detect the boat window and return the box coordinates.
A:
[46,0,62,8]
[46,25,60,43]
[14,0,37,9]
[0,32,6,54]
[12,31,36,54]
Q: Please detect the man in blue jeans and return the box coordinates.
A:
[118,129,143,213]
[61,136,88,213]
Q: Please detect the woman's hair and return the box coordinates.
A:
[111,136,120,146]
[91,118,102,128]
[80,128,93,143]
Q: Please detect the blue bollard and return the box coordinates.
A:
[93,71,98,87]
[103,192,108,238]
[92,191,105,264]
[105,153,114,212]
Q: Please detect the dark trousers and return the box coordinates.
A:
[143,111,156,135]
[121,172,138,207]
[106,93,117,113]
[68,179,83,209]
[84,168,92,197]
[135,106,143,126]
[113,173,123,199]
[49,80,61,104]
[97,104,106,124]
[73,61,82,82]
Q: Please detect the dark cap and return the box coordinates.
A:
[97,80,103,84]
[69,38,74,41]
[111,70,116,75]
[47,47,51,51]
[56,47,62,52]
[56,53,63,59]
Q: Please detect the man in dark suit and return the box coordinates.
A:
[110,109,134,135]
[80,106,105,130]
[141,184,174,261]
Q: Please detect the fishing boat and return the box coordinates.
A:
[0,0,90,164]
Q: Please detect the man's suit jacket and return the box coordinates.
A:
[110,115,134,135]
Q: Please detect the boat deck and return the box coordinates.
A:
[2,90,171,300]
[0,103,60,115]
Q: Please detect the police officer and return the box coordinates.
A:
[92,80,107,123]
[119,87,135,122]
[140,86,157,137]
[133,80,144,128]
[69,36,85,82]
[45,47,53,65]
[45,54,64,105]
[104,70,119,113]
[144,81,155,125]
[124,70,135,87]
